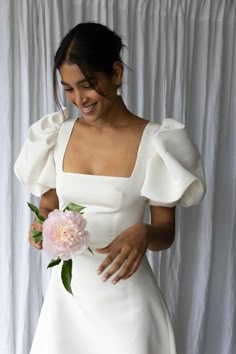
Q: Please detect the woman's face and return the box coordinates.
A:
[59,63,119,123]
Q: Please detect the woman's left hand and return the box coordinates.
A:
[95,224,149,284]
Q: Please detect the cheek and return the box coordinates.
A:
[91,91,102,102]
[97,97,111,110]
[64,91,74,103]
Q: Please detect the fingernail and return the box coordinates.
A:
[112,280,117,284]
[102,276,107,282]
[97,270,102,274]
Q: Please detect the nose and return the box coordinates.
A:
[73,89,86,107]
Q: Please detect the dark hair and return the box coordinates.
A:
[53,22,124,108]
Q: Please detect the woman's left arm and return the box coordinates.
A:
[96,206,176,284]
[146,206,175,251]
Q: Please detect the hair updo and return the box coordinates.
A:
[53,22,124,106]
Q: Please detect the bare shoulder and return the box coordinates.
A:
[129,114,149,126]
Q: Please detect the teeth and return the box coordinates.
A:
[81,103,96,113]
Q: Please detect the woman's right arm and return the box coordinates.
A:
[29,189,59,250]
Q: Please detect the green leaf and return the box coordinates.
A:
[32,230,43,243]
[64,202,85,213]
[27,202,46,223]
[61,259,73,295]
[47,258,61,268]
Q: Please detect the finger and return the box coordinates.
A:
[29,221,42,241]
[96,241,114,254]
[28,228,42,249]
[95,247,110,254]
[32,221,42,232]
[112,249,139,281]
[124,259,142,279]
[96,248,120,275]
[29,237,42,249]
[34,242,42,250]
[111,258,134,283]
[113,256,142,283]
[29,233,42,247]
[101,252,128,281]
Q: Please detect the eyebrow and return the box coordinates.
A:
[60,79,88,86]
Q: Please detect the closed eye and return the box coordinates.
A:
[81,83,93,89]
[64,85,92,91]
[64,87,73,92]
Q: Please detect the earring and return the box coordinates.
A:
[116,87,121,96]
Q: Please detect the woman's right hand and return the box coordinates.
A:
[29,219,43,250]
[28,189,59,250]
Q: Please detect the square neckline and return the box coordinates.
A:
[61,119,152,180]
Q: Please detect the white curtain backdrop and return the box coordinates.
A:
[1,0,235,353]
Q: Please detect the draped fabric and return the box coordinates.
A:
[1,1,235,353]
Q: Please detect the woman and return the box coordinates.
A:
[14,22,205,354]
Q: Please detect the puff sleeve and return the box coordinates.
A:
[141,118,206,207]
[14,109,68,197]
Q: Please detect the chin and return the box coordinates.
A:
[81,113,101,124]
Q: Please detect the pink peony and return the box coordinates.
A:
[42,209,89,260]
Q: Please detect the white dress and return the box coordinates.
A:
[14,109,205,354]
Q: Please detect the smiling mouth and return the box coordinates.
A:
[80,103,97,113]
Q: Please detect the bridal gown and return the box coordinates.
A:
[14,109,205,354]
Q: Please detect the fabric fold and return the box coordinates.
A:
[141,118,206,207]
[14,109,68,196]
